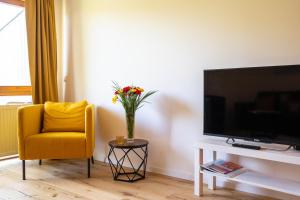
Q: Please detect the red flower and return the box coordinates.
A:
[123,86,131,93]
[115,91,119,95]
[135,90,142,95]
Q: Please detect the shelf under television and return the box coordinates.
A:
[194,137,300,197]
[200,169,300,197]
[195,137,300,165]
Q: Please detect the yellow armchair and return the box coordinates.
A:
[17,104,95,180]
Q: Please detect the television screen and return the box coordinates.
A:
[204,65,300,146]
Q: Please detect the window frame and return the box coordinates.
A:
[0,86,31,96]
[0,0,31,96]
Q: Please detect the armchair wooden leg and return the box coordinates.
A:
[39,159,42,165]
[87,158,91,178]
[91,156,94,164]
[22,160,26,180]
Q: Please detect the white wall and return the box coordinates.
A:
[61,0,300,199]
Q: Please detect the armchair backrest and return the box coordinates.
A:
[42,101,88,132]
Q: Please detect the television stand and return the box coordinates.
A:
[232,143,261,150]
[295,146,300,151]
[194,137,300,197]
[226,137,261,150]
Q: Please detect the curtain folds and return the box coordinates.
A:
[25,0,58,104]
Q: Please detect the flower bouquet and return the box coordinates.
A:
[112,82,156,142]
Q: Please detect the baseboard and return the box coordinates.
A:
[95,153,193,180]
[0,154,18,161]
[147,165,193,181]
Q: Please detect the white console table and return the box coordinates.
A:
[194,138,300,197]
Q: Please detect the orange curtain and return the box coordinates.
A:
[25,0,58,104]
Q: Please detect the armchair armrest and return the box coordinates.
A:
[17,104,44,160]
[85,104,95,157]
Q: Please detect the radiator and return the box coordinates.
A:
[0,105,21,157]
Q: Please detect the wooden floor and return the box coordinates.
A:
[0,159,277,200]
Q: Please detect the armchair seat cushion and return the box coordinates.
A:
[25,132,86,159]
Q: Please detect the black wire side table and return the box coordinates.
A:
[108,139,148,182]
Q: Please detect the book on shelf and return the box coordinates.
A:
[200,159,246,178]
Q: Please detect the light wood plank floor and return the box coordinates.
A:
[0,159,277,200]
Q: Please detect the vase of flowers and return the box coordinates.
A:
[112,82,156,142]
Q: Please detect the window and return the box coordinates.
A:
[0,0,31,104]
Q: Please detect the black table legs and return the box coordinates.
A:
[87,158,91,178]
[108,145,148,182]
[22,160,26,180]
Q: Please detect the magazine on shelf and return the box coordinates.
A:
[200,159,246,178]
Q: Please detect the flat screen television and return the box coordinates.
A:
[204,65,300,146]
